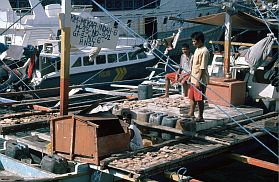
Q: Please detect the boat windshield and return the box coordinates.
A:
[91,0,160,11]
[40,56,60,76]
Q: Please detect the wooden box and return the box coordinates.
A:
[206,77,246,107]
[51,113,130,165]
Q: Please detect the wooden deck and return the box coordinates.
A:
[0,94,277,181]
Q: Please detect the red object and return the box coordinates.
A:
[188,85,206,101]
[27,54,36,79]
[166,72,189,84]
[51,114,130,165]
[206,77,246,107]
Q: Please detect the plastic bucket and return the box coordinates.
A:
[138,84,153,100]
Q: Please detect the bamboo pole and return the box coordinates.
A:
[209,40,279,48]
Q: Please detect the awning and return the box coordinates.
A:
[184,11,278,30]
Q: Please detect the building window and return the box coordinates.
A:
[134,0,143,9]
[124,0,133,10]
[115,0,122,9]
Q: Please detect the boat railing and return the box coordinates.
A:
[37,39,60,55]
[71,5,93,12]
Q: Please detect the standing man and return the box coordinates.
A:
[164,43,193,97]
[188,32,209,122]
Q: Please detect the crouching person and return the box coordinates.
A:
[122,111,143,151]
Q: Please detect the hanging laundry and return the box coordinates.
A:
[239,34,276,74]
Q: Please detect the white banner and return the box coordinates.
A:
[70,14,119,49]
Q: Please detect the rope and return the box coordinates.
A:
[91,0,279,159]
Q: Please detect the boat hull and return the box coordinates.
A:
[36,58,157,90]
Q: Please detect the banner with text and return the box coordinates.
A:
[70,14,119,49]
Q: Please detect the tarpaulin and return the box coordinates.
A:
[185,11,278,30]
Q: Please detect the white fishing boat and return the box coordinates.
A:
[0,0,222,49]
[32,37,156,90]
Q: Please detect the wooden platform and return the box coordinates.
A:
[197,105,263,131]
[0,112,277,181]
[117,94,263,132]
[100,114,278,181]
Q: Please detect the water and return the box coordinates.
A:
[191,147,278,182]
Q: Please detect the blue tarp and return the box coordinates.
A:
[0,43,8,54]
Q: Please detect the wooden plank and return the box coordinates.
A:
[84,88,137,97]
[264,117,279,134]
[0,97,18,106]
[199,112,278,135]
[0,120,49,135]
[229,153,279,172]
[110,84,138,89]
[0,110,51,120]
[100,136,192,169]
[135,120,195,137]
[209,40,279,48]
[31,132,50,141]
[5,135,49,154]
[10,92,98,107]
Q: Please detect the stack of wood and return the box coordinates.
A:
[109,145,194,172]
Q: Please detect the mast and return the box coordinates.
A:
[59,0,71,115]
[224,1,233,79]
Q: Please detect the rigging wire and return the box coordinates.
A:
[0,0,52,107]
[254,0,279,21]
[0,1,42,36]
[251,0,279,45]
[94,2,279,143]
[104,0,161,24]
[91,0,279,159]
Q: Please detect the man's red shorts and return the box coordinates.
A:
[165,72,190,84]
[188,84,206,101]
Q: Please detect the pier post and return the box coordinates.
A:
[59,0,71,115]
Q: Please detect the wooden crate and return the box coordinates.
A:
[50,113,130,165]
[206,77,246,107]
